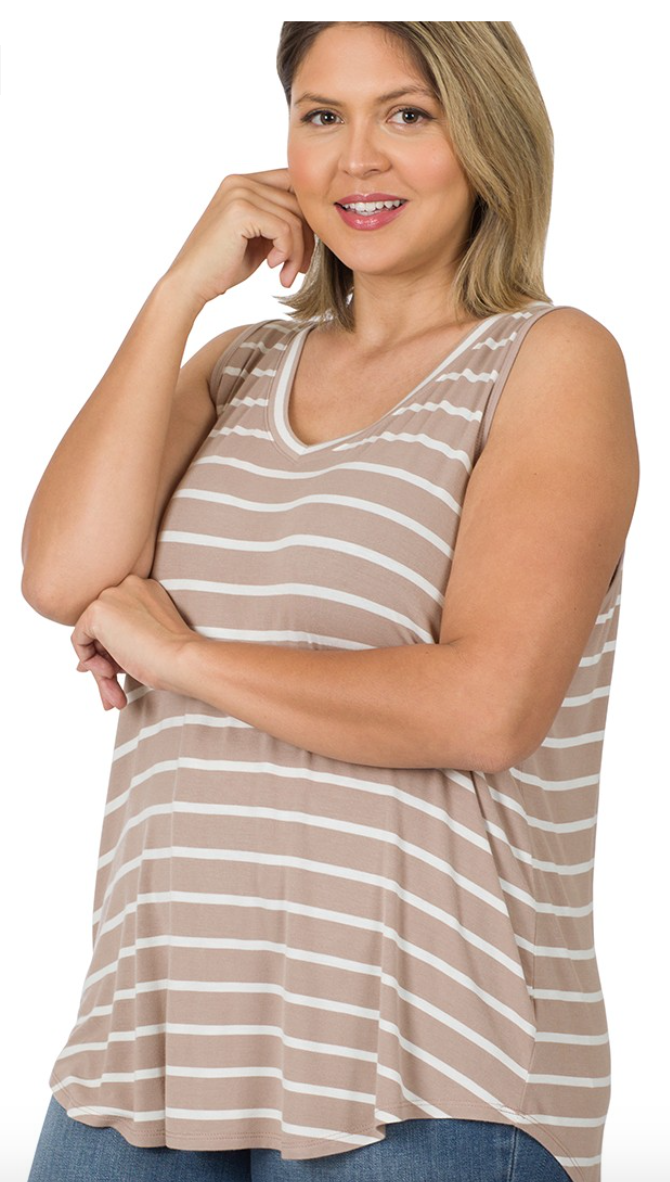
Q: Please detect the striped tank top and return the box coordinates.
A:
[48,302,622,1182]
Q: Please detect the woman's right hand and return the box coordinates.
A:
[162,168,316,307]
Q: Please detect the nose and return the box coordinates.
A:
[337,116,391,177]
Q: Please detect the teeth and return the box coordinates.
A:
[341,199,403,213]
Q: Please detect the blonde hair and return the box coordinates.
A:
[274,21,554,331]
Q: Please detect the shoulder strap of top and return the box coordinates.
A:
[208,318,294,415]
[477,303,572,455]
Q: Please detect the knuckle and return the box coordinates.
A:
[226,194,252,215]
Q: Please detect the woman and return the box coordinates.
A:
[23,20,638,1182]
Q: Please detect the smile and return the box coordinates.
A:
[334,201,409,231]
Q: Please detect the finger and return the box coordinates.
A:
[97,673,128,711]
[230,192,309,286]
[77,652,118,679]
[77,649,127,677]
[72,637,98,665]
[104,680,128,710]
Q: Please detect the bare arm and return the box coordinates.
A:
[20,272,251,625]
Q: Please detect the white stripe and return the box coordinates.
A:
[515,937,595,961]
[528,1072,610,1087]
[159,531,453,605]
[556,1155,602,1169]
[509,768,600,791]
[56,1103,166,1124]
[526,811,597,834]
[58,1065,371,1106]
[111,735,513,823]
[534,1030,608,1045]
[79,931,537,1043]
[55,1078,607,1150]
[485,784,597,834]
[60,1057,608,1130]
[436,368,499,384]
[210,423,275,443]
[193,613,433,644]
[579,641,616,667]
[191,454,464,518]
[486,829,594,875]
[56,1067,166,1087]
[93,877,525,985]
[103,759,183,819]
[530,987,604,1002]
[443,772,598,834]
[62,1011,531,1118]
[402,394,484,420]
[162,567,444,612]
[113,712,248,761]
[191,624,369,649]
[499,878,594,917]
[101,784,497,867]
[595,598,621,625]
[173,487,456,561]
[225,392,268,410]
[378,1018,526,1108]
[472,331,519,351]
[97,790,513,915]
[562,685,610,708]
[531,1112,606,1127]
[541,730,605,749]
[330,430,474,468]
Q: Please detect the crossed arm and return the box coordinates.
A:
[67,308,639,774]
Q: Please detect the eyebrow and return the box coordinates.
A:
[293,85,439,107]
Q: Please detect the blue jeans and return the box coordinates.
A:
[28,1095,572,1181]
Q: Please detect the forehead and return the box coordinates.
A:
[291,23,435,103]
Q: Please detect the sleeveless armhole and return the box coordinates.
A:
[476,304,573,455]
[207,319,273,416]
[476,302,626,592]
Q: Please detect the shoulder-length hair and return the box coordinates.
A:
[274,21,554,330]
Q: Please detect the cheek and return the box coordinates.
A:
[418,147,470,197]
[287,138,313,180]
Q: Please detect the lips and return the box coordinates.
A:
[335,201,408,231]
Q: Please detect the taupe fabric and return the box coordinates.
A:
[49,303,620,1182]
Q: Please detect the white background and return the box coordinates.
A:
[1,6,667,1181]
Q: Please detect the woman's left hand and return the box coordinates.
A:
[71,575,196,710]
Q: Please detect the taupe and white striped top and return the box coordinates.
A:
[49,302,622,1182]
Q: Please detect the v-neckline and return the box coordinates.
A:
[269,311,511,461]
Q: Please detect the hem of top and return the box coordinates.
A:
[48,1072,584,1182]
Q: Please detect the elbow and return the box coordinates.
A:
[436,647,554,774]
[470,701,554,775]
[21,566,84,626]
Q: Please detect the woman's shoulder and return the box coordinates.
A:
[519,301,626,368]
[489,301,637,489]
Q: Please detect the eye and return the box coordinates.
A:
[390,107,431,126]
[300,106,432,128]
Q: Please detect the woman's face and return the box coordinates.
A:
[287,24,476,284]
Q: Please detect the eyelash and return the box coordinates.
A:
[300,106,432,128]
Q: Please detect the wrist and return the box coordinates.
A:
[161,631,218,702]
[153,270,207,322]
